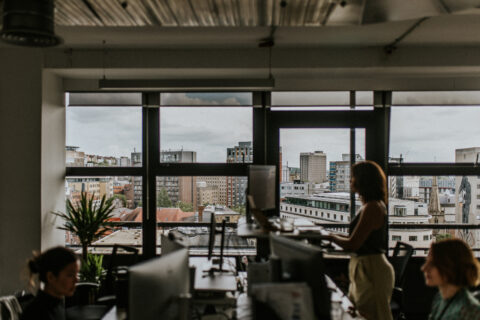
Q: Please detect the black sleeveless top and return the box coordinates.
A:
[349,201,387,256]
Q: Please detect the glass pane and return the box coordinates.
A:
[272,91,350,106]
[155,176,247,215]
[160,107,252,163]
[66,107,142,167]
[161,92,252,106]
[393,91,480,106]
[390,107,480,162]
[279,128,365,224]
[388,175,480,256]
[356,91,374,106]
[65,176,142,253]
[67,92,142,106]
[155,176,254,255]
[271,106,352,111]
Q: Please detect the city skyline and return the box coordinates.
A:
[67,93,480,165]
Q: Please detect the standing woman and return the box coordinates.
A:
[21,246,79,320]
[327,160,394,320]
[422,239,480,320]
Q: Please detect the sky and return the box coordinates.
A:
[66,92,480,167]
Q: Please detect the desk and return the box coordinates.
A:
[101,306,126,320]
[237,217,345,255]
[189,257,237,292]
[236,275,364,320]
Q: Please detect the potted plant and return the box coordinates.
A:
[54,192,115,261]
[80,253,104,283]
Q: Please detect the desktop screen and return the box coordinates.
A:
[270,234,331,320]
[248,165,276,210]
[128,248,190,320]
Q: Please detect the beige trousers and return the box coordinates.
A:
[348,254,395,320]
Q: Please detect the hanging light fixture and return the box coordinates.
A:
[1,0,62,47]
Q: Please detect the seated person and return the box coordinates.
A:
[21,246,79,320]
[422,239,480,320]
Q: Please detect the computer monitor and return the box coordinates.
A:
[270,234,331,320]
[207,212,216,261]
[161,233,187,256]
[248,165,276,210]
[205,213,228,276]
[128,248,190,320]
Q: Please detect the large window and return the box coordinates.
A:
[66,92,253,258]
[389,91,480,256]
[66,107,142,167]
[63,90,480,258]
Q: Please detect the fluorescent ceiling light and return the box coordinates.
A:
[98,79,275,91]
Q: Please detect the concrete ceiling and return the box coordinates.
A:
[0,0,480,49]
[55,13,480,49]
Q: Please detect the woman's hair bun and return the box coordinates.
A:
[28,258,39,274]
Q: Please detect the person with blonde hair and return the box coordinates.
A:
[422,239,480,320]
[21,246,79,320]
[326,160,394,319]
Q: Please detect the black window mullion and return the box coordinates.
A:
[270,110,373,128]
[388,163,480,176]
[142,93,159,259]
[349,91,356,221]
[65,167,142,176]
[252,91,268,165]
[154,163,249,176]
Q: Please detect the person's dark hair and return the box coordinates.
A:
[430,239,480,287]
[351,160,387,203]
[27,246,78,285]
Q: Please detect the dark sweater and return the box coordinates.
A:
[21,290,65,320]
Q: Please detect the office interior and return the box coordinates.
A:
[2,1,480,319]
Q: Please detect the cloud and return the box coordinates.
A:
[161,92,251,106]
[67,107,142,158]
[66,96,480,166]
[390,107,480,162]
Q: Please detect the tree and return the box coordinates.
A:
[435,233,452,242]
[157,188,172,207]
[111,194,127,207]
[176,201,193,212]
[230,205,246,215]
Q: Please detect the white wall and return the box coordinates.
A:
[0,48,43,294]
[41,71,66,250]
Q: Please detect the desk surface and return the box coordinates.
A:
[237,218,345,253]
[190,257,237,292]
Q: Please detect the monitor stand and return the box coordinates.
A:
[203,220,230,277]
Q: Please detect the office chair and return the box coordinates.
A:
[97,244,139,306]
[389,241,414,320]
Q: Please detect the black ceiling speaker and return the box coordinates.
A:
[1,0,62,47]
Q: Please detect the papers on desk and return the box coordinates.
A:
[251,282,315,320]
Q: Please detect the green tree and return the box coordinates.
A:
[435,233,452,242]
[111,194,127,207]
[157,188,172,207]
[176,201,193,212]
[230,205,246,215]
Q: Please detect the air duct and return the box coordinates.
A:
[1,0,62,47]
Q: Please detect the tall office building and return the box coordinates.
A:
[226,142,252,207]
[197,176,227,206]
[300,151,327,183]
[131,150,143,206]
[329,154,363,192]
[158,150,197,210]
[455,147,480,248]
